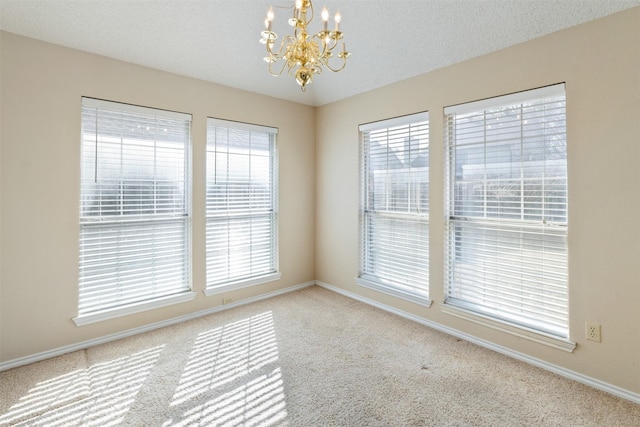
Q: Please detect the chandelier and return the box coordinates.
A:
[260,0,350,91]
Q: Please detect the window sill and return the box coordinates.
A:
[204,272,282,296]
[440,301,576,352]
[73,291,197,326]
[355,276,431,307]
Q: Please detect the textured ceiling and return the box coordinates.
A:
[1,0,639,106]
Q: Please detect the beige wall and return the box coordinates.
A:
[0,31,316,362]
[316,7,640,394]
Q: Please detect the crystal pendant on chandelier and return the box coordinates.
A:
[260,0,350,92]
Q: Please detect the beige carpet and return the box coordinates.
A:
[1,286,638,426]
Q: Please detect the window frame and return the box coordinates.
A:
[74,97,195,326]
[443,84,575,351]
[204,118,280,296]
[356,112,431,306]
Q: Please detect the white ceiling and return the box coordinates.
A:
[1,0,639,106]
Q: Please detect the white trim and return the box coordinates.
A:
[2,281,314,372]
[444,83,565,115]
[73,292,197,326]
[6,280,638,404]
[355,276,431,307]
[315,281,640,405]
[81,97,192,121]
[204,272,282,296]
[207,117,278,134]
[359,111,428,132]
[440,302,576,352]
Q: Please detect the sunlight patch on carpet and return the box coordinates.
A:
[0,367,90,425]
[166,310,288,425]
[165,367,287,426]
[0,346,164,426]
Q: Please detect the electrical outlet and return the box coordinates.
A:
[586,322,601,342]
[223,298,233,305]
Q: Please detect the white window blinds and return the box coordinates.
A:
[444,84,568,338]
[358,112,430,304]
[206,118,278,291]
[79,98,191,316]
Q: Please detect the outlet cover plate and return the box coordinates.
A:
[586,323,601,342]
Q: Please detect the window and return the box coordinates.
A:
[444,84,569,341]
[77,98,193,325]
[357,112,430,304]
[205,118,279,294]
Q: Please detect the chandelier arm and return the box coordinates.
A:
[312,33,336,56]
[293,21,301,39]
[306,1,314,27]
[326,38,338,53]
[268,57,289,77]
[268,35,299,63]
[324,56,348,73]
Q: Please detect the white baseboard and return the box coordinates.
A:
[0,281,315,372]
[4,279,638,405]
[315,280,640,405]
